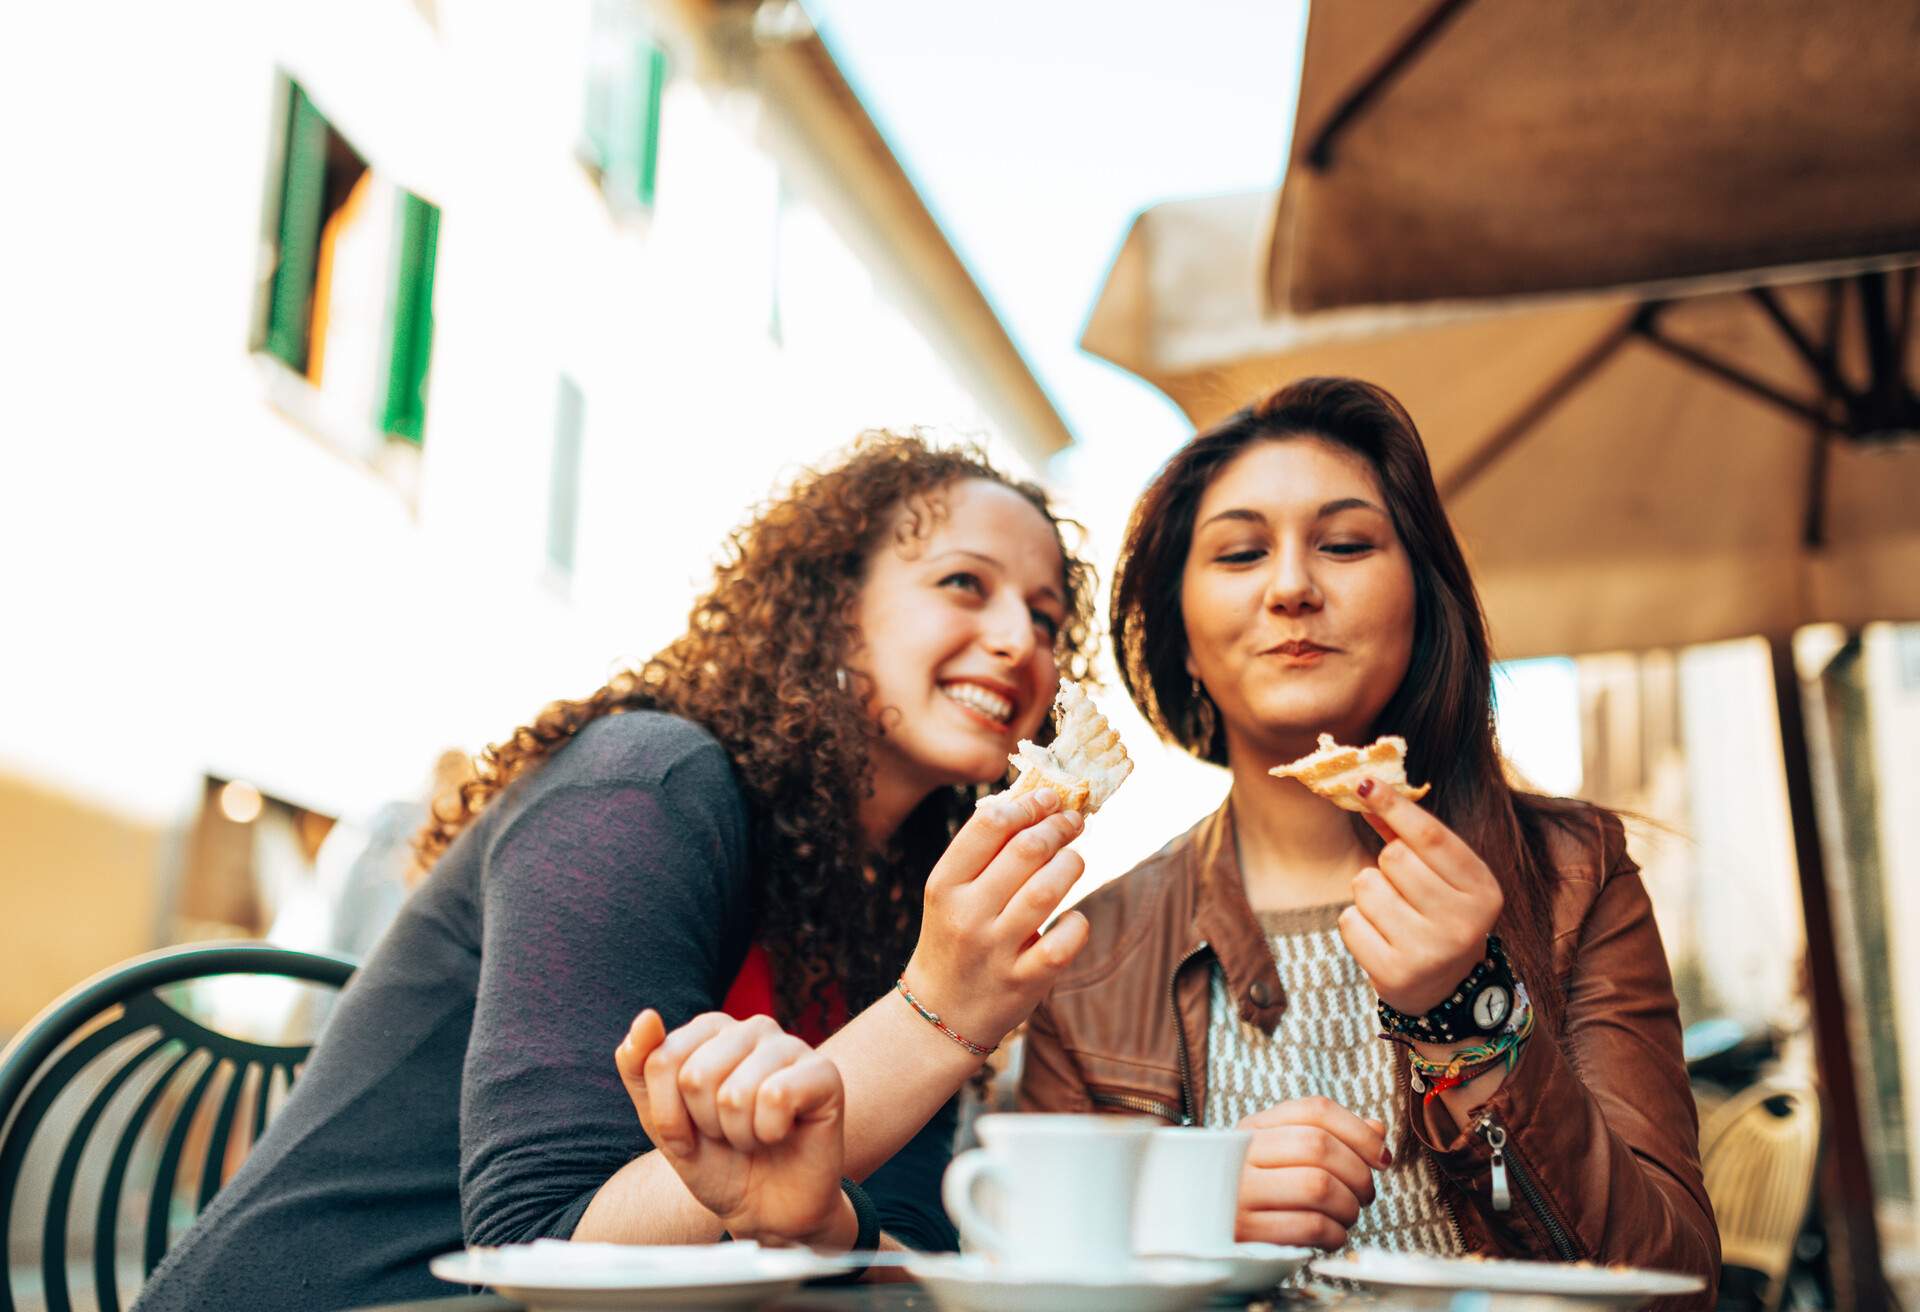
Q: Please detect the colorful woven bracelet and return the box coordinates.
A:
[1393,984,1535,1105]
[895,979,995,1058]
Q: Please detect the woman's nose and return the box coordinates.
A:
[1263,544,1323,614]
[982,594,1037,663]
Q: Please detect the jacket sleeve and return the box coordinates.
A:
[1410,831,1720,1305]
[1014,1000,1094,1113]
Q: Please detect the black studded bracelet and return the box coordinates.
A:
[1376,935,1516,1045]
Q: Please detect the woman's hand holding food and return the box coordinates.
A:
[1336,779,1504,1017]
[616,1010,850,1247]
[1234,1098,1391,1249]
[902,785,1091,1048]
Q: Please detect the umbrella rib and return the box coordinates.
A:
[1632,317,1834,431]
[1303,0,1477,171]
[1437,311,1636,500]
[1748,287,1853,409]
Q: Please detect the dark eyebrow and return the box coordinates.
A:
[931,549,1065,606]
[1196,499,1384,532]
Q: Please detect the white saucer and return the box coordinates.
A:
[1140,1243,1313,1295]
[431,1241,823,1310]
[1309,1248,1706,1310]
[905,1254,1232,1312]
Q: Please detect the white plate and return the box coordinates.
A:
[905,1254,1232,1312]
[431,1241,824,1310]
[1138,1243,1313,1295]
[1310,1248,1706,1310]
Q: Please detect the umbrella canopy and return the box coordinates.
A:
[1268,0,1920,312]
[1084,194,1920,660]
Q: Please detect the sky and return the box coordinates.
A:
[807,0,1308,488]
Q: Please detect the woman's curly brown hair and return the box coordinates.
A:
[416,431,1098,1025]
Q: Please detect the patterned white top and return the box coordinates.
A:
[1203,903,1462,1258]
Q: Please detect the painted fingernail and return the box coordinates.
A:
[1356,778,1376,799]
[1380,1145,1394,1167]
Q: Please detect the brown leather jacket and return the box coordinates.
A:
[1019,801,1718,1306]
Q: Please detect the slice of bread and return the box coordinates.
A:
[992,681,1133,816]
[1269,732,1431,812]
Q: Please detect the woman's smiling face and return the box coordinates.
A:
[1180,436,1417,761]
[850,478,1067,794]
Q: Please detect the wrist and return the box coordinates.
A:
[896,965,1005,1058]
[795,1189,860,1253]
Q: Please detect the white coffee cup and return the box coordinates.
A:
[1132,1126,1253,1257]
[943,1114,1154,1272]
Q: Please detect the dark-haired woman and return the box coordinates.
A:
[136,434,1101,1312]
[1019,378,1717,1301]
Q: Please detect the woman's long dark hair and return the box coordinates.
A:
[1111,377,1610,1018]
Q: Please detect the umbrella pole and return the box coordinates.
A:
[1768,634,1889,1312]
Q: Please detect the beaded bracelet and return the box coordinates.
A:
[1390,983,1535,1106]
[895,978,996,1058]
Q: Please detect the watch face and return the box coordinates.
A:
[1472,984,1512,1031]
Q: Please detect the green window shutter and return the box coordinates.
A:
[264,84,329,372]
[381,191,441,444]
[636,43,666,208]
[600,41,665,210]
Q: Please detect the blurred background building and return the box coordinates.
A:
[0,0,1070,1029]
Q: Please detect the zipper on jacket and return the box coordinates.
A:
[1089,1089,1183,1122]
[1478,1113,1581,1261]
[1166,941,1208,1126]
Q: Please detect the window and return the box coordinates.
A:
[581,1,668,214]
[547,375,586,578]
[255,76,442,451]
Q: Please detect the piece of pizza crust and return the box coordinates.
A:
[1268,733,1431,812]
[987,681,1134,816]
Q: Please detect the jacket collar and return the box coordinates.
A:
[1186,799,1289,1033]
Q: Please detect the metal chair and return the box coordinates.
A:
[0,943,354,1312]
[1699,1076,1823,1312]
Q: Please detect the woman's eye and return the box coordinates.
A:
[1216,548,1265,565]
[1032,611,1061,640]
[939,571,986,595]
[1322,541,1375,557]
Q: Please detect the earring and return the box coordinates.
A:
[1188,677,1216,753]
[836,667,850,693]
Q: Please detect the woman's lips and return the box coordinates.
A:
[1263,641,1334,667]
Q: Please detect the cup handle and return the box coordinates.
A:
[942,1149,1009,1258]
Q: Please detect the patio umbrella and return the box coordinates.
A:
[1082,4,1920,1304]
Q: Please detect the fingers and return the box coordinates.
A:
[968,809,1085,916]
[1244,1124,1379,1206]
[676,1015,784,1143]
[1237,1206,1350,1251]
[926,787,1064,894]
[615,1008,667,1124]
[1349,866,1417,946]
[993,843,1086,942]
[714,1030,812,1150]
[1238,1164,1365,1234]
[1337,904,1396,985]
[1355,777,1475,886]
[638,1011,735,1152]
[753,1053,844,1144]
[1010,906,1091,983]
[1238,1096,1391,1169]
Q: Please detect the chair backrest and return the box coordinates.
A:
[1700,1076,1823,1312]
[0,943,354,1312]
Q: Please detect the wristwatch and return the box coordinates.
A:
[1376,935,1517,1044]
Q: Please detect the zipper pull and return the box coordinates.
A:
[1484,1121,1511,1213]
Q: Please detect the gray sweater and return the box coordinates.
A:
[134,711,957,1312]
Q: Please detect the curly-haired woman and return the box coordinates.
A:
[135,434,1101,1312]
[1018,379,1717,1302]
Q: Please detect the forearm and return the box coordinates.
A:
[822,988,985,1180]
